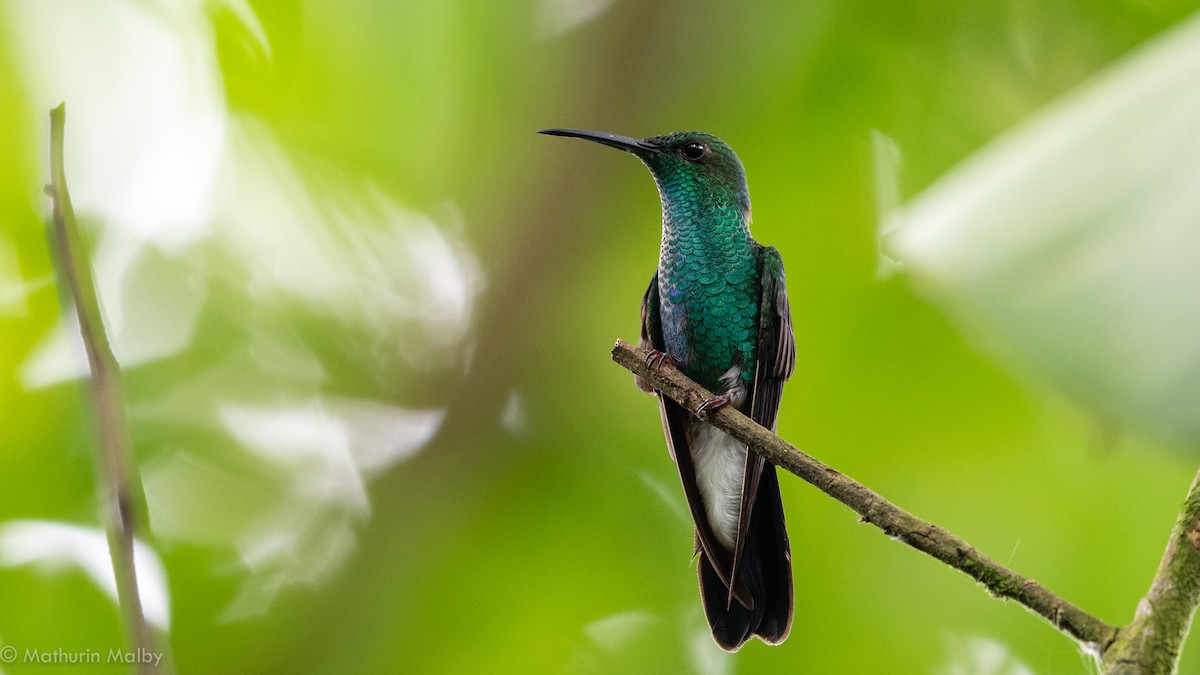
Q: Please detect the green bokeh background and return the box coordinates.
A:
[2,1,1199,673]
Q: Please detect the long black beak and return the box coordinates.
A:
[538,128,659,154]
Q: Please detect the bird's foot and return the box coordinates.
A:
[644,349,677,371]
[696,393,731,420]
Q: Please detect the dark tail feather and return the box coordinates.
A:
[750,465,792,644]
[698,465,793,651]
[699,551,759,651]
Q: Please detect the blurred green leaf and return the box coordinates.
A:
[889,11,1200,447]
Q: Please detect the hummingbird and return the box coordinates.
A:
[540,128,795,651]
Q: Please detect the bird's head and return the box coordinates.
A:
[539,128,751,222]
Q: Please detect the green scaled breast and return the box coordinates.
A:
[656,199,760,395]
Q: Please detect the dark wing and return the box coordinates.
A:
[727,244,795,643]
[751,245,796,428]
[634,272,661,393]
[637,271,754,609]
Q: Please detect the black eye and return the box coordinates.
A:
[681,141,707,161]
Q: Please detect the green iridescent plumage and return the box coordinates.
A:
[540,127,795,652]
[642,132,760,390]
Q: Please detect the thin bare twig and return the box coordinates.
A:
[611,338,1118,652]
[45,103,161,674]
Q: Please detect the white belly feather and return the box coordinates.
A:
[691,421,746,550]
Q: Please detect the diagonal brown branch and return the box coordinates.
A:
[611,338,1118,653]
[46,103,163,674]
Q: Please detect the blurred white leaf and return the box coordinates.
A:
[143,398,445,621]
[583,609,658,653]
[0,237,38,318]
[500,389,528,435]
[536,0,615,38]
[938,635,1035,675]
[5,0,226,248]
[686,620,732,675]
[887,12,1200,446]
[5,0,479,628]
[216,0,271,58]
[0,520,170,630]
[215,121,484,373]
[20,238,206,388]
[8,0,219,385]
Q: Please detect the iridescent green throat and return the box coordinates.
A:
[652,175,760,394]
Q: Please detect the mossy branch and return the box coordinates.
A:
[1104,468,1200,674]
[46,103,164,674]
[611,339,1119,653]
